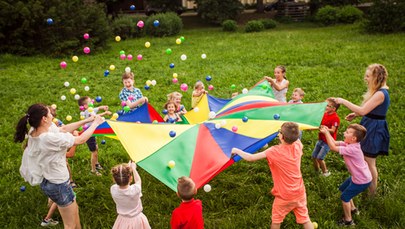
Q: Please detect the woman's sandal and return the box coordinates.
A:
[70,181,77,188]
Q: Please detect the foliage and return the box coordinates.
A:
[363,0,405,33]
[309,0,363,15]
[260,19,277,29]
[316,5,339,26]
[193,0,244,24]
[245,20,265,33]
[110,15,147,39]
[222,20,238,32]
[0,0,111,56]
[337,5,363,24]
[144,12,183,37]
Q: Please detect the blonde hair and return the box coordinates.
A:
[347,124,367,142]
[362,64,388,103]
[122,72,134,81]
[293,88,305,97]
[111,163,132,186]
[194,81,205,90]
[167,91,183,102]
[177,176,196,201]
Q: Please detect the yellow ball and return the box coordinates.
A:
[66,115,72,121]
[146,80,152,86]
[115,36,121,42]
[313,222,318,229]
[70,88,76,94]
[112,113,119,119]
[51,104,57,110]
[168,160,175,169]
[176,38,181,45]
[87,107,94,113]
[72,56,79,62]
[172,73,178,78]
[145,42,151,48]
[109,65,116,71]
[52,118,58,124]
[80,115,85,120]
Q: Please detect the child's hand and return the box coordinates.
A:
[104,105,109,111]
[143,97,148,103]
[345,113,357,121]
[231,148,241,156]
[129,161,137,170]
[319,126,328,134]
[105,111,112,116]
[93,115,105,125]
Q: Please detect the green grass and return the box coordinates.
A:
[0,23,404,228]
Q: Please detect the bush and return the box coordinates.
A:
[145,12,183,37]
[0,0,111,56]
[110,15,147,39]
[260,19,277,29]
[316,5,339,26]
[194,0,244,25]
[245,20,264,33]
[363,0,405,33]
[222,20,238,32]
[337,5,363,23]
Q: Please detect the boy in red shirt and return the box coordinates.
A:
[232,122,314,229]
[170,176,204,229]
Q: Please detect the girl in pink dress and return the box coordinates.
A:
[110,162,151,229]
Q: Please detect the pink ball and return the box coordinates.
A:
[180,83,188,92]
[172,78,178,84]
[127,54,133,60]
[232,126,238,132]
[60,61,67,69]
[83,33,90,40]
[208,85,214,90]
[79,105,85,111]
[128,95,134,101]
[120,54,126,60]
[137,20,144,28]
[137,54,143,60]
[83,47,90,54]
[83,124,89,130]
[121,101,127,107]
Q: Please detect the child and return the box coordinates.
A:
[119,72,148,110]
[311,98,340,177]
[78,96,112,176]
[191,81,206,108]
[289,88,305,103]
[170,176,204,229]
[232,122,314,229]
[164,101,181,123]
[265,65,289,102]
[320,124,371,226]
[167,91,187,115]
[111,162,151,229]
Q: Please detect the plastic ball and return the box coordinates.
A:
[146,80,152,86]
[130,5,136,10]
[180,83,188,91]
[273,114,280,120]
[201,53,207,59]
[79,106,85,111]
[206,75,212,81]
[180,36,185,42]
[137,54,143,60]
[60,61,67,69]
[151,80,157,86]
[120,54,126,60]
[119,50,125,55]
[261,84,268,89]
[128,95,134,101]
[109,65,116,71]
[84,86,90,91]
[169,63,175,69]
[112,113,119,120]
[87,107,94,113]
[242,88,249,94]
[83,124,89,130]
[115,36,121,42]
[125,67,131,73]
[193,107,199,112]
[232,126,238,132]
[121,101,127,107]
[215,123,221,129]
[172,78,178,84]
[46,18,53,25]
[203,184,211,192]
[231,84,236,90]
[221,120,227,126]
[64,81,70,87]
[20,185,26,192]
[173,73,178,78]
[72,56,79,62]
[101,139,106,144]
[169,131,176,138]
[74,94,80,100]
[153,20,159,27]
[51,104,57,110]
[66,115,72,121]
[144,85,150,90]
[104,70,110,77]
[152,120,158,124]
[137,20,144,28]
[125,54,132,61]
[162,109,168,115]
[208,111,216,119]
[70,88,76,94]
[145,42,151,48]
[81,77,87,84]
[83,33,90,40]
[176,38,181,45]
[61,95,66,101]
[168,160,175,168]
[180,54,187,61]
[208,85,214,90]
[242,116,249,122]
[166,48,172,55]
[123,106,131,112]
[83,47,90,54]
[88,101,94,107]
[313,222,318,229]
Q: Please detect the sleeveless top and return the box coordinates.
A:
[272,79,288,102]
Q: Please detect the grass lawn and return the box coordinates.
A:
[0,22,404,228]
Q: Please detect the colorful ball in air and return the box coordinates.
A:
[201,53,207,59]
[242,116,248,122]
[127,54,133,60]
[232,126,238,132]
[162,109,168,115]
[66,115,72,121]
[119,50,125,55]
[83,33,90,40]
[121,101,127,107]
[70,88,76,94]
[176,38,181,45]
[137,20,144,28]
[101,139,106,145]
[273,114,280,120]
[180,54,187,61]
[153,20,159,27]
[144,85,150,90]
[231,84,236,90]
[64,81,70,87]
[83,47,90,54]
[120,54,126,60]
[169,63,175,69]
[87,107,94,113]
[81,77,87,84]
[51,104,57,110]
[313,222,318,229]
[111,113,119,120]
[123,106,130,112]
[61,95,66,101]
[104,70,110,77]
[173,73,178,78]
[242,88,249,94]
[215,123,221,129]
[79,106,85,111]
[72,56,79,62]
[151,80,157,86]
[125,67,131,73]
[74,94,80,100]
[146,80,152,86]
[137,54,143,60]
[206,75,212,81]
[130,5,136,10]
[84,86,90,91]
[203,184,211,192]
[60,61,67,69]
[180,36,185,42]
[208,111,216,119]
[115,36,121,42]
[168,160,175,169]
[109,65,116,71]
[128,95,134,101]
[20,185,26,192]
[208,85,214,90]
[95,96,102,103]
[46,18,53,25]
[180,83,188,91]
[172,78,178,84]
[145,42,151,48]
[261,84,268,89]
[166,48,172,55]
[169,131,176,138]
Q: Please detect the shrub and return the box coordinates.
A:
[145,12,183,37]
[245,20,264,33]
[194,0,244,25]
[260,19,277,29]
[0,0,111,56]
[337,5,363,23]
[222,20,238,32]
[316,5,339,26]
[110,15,147,39]
[363,0,405,33]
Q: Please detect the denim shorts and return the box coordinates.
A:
[86,136,98,152]
[40,178,75,207]
[311,140,330,160]
[339,177,371,202]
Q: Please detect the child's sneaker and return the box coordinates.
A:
[351,208,360,216]
[41,218,59,227]
[322,171,331,177]
[337,219,355,226]
[91,170,102,176]
[95,163,103,171]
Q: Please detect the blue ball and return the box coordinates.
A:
[20,186,26,192]
[104,70,110,77]
[162,109,168,115]
[46,18,53,25]
[273,114,280,120]
[101,140,106,145]
[242,116,249,122]
[144,85,150,90]
[95,96,102,103]
[169,63,175,69]
[130,5,136,10]
[169,130,176,138]
[153,20,160,27]
[205,75,212,81]
[117,110,124,115]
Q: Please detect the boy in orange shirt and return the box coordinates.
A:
[232,122,314,229]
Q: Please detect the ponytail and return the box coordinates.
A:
[14,104,49,143]
[14,115,29,143]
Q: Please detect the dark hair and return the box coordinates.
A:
[177,176,196,201]
[348,124,367,142]
[276,65,287,79]
[14,104,49,143]
[164,101,178,110]
[280,122,299,144]
[78,96,90,106]
[111,163,132,186]
[326,98,340,111]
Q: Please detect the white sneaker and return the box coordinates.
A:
[41,218,59,227]
[323,171,331,177]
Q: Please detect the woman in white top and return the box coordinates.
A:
[14,103,104,229]
[265,65,289,102]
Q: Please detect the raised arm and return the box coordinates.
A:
[130,161,141,185]
[73,115,104,145]
[60,116,95,133]
[335,91,385,116]
[127,97,148,109]
[319,126,339,152]
[231,148,267,161]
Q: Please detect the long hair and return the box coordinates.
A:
[362,64,388,103]
[111,163,132,186]
[14,104,49,143]
[276,65,287,79]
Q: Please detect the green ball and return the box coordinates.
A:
[261,84,267,89]
[124,105,131,112]
[81,77,87,84]
[180,36,185,42]
[166,48,172,55]
[88,102,94,108]
[119,50,125,55]
[231,84,236,90]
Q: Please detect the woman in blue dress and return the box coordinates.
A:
[334,64,390,196]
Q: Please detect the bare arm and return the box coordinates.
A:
[59,116,95,133]
[130,161,141,185]
[335,91,385,116]
[127,97,148,109]
[319,126,339,152]
[73,115,104,145]
[231,148,267,161]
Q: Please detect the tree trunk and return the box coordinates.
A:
[257,0,264,13]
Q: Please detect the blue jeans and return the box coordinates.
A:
[339,177,371,202]
[311,140,330,160]
[40,178,75,207]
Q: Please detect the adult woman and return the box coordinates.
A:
[14,104,104,228]
[334,64,390,196]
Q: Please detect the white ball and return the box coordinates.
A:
[61,95,66,101]
[84,86,90,91]
[80,111,85,116]
[125,67,131,73]
[221,120,227,126]
[64,81,70,87]
[203,184,211,192]
[208,111,216,119]
[151,80,157,86]
[242,88,249,94]
[193,107,200,112]
[215,123,221,129]
[180,54,187,61]
[74,94,80,100]
[201,53,207,59]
